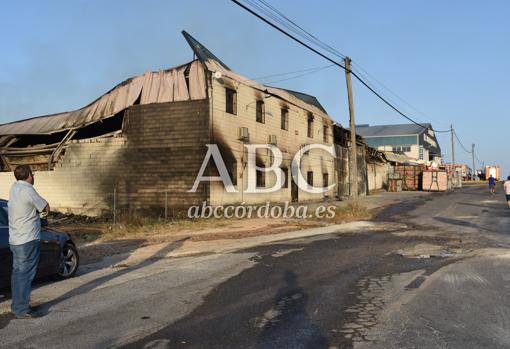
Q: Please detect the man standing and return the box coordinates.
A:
[504,176,510,209]
[488,174,496,195]
[8,165,49,319]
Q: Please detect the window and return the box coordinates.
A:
[225,88,237,115]
[256,100,265,123]
[307,171,314,186]
[323,124,329,143]
[392,145,411,153]
[281,167,289,188]
[281,108,289,130]
[323,173,329,187]
[307,113,314,138]
[256,164,265,188]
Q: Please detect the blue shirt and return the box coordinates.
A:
[489,177,496,185]
[8,181,48,245]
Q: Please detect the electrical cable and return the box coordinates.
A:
[351,62,451,130]
[256,0,346,59]
[253,65,335,85]
[453,130,472,154]
[247,64,334,81]
[231,0,452,134]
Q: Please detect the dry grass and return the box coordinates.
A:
[54,201,371,246]
[311,201,371,224]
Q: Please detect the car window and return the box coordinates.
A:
[0,205,8,226]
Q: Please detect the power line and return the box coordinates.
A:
[351,62,451,130]
[257,65,335,84]
[255,0,346,59]
[230,0,451,133]
[245,64,334,82]
[453,130,472,154]
[244,0,346,61]
[242,0,450,133]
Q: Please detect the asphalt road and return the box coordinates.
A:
[1,185,510,348]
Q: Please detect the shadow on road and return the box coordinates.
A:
[433,216,490,232]
[0,237,189,330]
[256,270,328,349]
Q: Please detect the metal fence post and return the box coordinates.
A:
[164,190,168,221]
[113,187,117,225]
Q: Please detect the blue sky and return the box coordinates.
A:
[1,0,508,175]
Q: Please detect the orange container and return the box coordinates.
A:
[485,166,501,181]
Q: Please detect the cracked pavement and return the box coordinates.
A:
[1,185,510,348]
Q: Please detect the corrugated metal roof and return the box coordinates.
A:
[356,123,432,137]
[0,31,334,136]
[270,88,328,114]
[0,61,206,135]
[383,151,411,163]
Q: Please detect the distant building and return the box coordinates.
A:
[356,123,442,163]
[443,164,472,180]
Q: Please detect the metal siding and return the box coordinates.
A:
[364,135,418,147]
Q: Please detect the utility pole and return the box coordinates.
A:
[450,124,455,169]
[472,143,476,180]
[344,57,358,199]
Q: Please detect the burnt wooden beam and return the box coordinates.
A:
[48,129,77,170]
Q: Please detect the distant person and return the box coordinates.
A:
[505,176,510,209]
[488,174,496,195]
[8,165,49,319]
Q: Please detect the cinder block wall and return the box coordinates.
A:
[117,100,209,213]
[0,100,210,217]
[208,78,336,205]
[0,137,126,216]
[367,162,389,192]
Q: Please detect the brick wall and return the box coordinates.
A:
[0,137,126,216]
[209,78,337,205]
[117,100,209,213]
[0,100,210,217]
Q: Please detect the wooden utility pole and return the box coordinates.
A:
[450,124,455,168]
[472,143,476,180]
[344,57,358,199]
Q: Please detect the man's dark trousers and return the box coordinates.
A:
[10,240,40,316]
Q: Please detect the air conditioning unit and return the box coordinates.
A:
[238,127,249,141]
[268,134,277,145]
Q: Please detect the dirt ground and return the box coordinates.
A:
[49,201,370,265]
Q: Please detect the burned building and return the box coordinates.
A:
[0,32,338,216]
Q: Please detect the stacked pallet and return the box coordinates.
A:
[394,165,425,191]
[422,170,449,191]
[388,172,403,192]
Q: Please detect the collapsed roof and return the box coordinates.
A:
[0,60,206,136]
[0,31,332,138]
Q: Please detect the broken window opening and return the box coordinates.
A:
[256,100,265,124]
[73,110,125,141]
[225,88,237,115]
[307,113,314,138]
[281,108,289,131]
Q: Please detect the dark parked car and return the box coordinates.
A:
[0,199,79,289]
